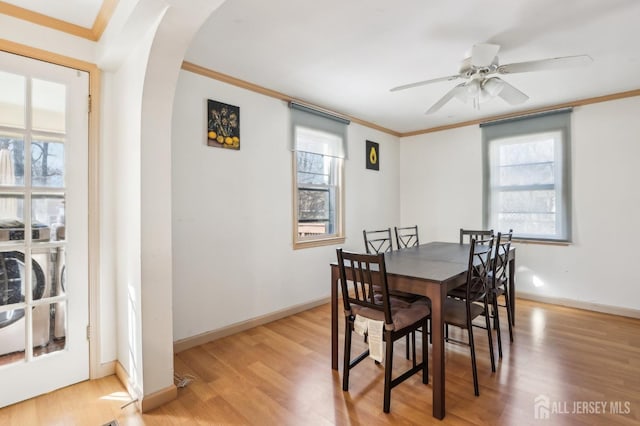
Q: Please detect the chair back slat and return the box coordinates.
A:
[394,225,419,249]
[460,228,494,244]
[465,236,494,302]
[363,228,393,253]
[336,249,392,325]
[492,230,513,288]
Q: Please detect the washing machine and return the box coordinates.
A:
[0,250,49,357]
[53,242,66,341]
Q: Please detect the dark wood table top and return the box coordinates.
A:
[331,242,472,283]
[383,242,471,283]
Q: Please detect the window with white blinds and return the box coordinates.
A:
[290,103,348,248]
[482,110,572,242]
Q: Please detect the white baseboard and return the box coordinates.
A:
[92,360,116,379]
[517,291,640,319]
[140,384,177,413]
[115,361,177,413]
[173,297,330,353]
[115,361,141,411]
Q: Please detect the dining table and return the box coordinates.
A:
[330,241,516,420]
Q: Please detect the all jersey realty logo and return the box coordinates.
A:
[534,395,551,419]
[534,394,631,420]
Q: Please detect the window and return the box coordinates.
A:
[290,103,348,248]
[482,110,572,242]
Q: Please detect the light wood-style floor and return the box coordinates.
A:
[1,299,639,425]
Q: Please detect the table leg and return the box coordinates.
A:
[331,265,339,370]
[509,256,516,326]
[427,283,446,420]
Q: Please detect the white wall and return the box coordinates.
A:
[102,30,152,397]
[102,0,229,399]
[400,97,640,311]
[400,125,483,242]
[171,70,400,341]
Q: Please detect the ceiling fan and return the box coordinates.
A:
[390,43,592,114]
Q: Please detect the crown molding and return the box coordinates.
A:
[181,61,401,137]
[400,88,640,137]
[0,0,118,41]
[182,60,640,139]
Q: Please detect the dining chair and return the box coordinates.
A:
[363,228,424,308]
[459,228,494,244]
[336,248,430,413]
[364,227,421,359]
[444,236,496,396]
[489,230,514,359]
[394,225,419,249]
[394,225,433,344]
[448,228,495,299]
[363,228,394,254]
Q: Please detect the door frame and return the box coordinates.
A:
[0,39,103,378]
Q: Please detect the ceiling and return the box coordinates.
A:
[3,0,104,28]
[8,0,640,134]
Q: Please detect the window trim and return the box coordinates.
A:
[482,110,572,243]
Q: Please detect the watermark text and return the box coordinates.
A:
[534,395,631,420]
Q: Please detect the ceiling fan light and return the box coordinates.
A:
[466,79,480,96]
[456,80,480,105]
[483,77,504,97]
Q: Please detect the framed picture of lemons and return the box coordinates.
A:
[207,99,240,150]
[366,140,379,170]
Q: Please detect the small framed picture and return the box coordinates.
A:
[366,140,379,170]
[207,99,240,150]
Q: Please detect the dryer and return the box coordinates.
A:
[53,244,66,340]
[0,251,50,357]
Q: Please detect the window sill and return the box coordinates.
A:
[294,236,345,250]
[512,238,571,246]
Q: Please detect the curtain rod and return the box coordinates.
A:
[479,107,573,127]
[289,101,351,125]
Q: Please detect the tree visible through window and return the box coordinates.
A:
[293,130,342,243]
[290,103,347,248]
[297,151,334,235]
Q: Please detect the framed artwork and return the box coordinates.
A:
[207,99,240,150]
[366,140,379,170]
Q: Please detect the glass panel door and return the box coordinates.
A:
[0,51,89,407]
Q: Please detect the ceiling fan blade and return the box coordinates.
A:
[498,54,592,74]
[425,83,467,114]
[390,74,460,92]
[471,43,500,67]
[494,78,529,105]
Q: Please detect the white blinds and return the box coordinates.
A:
[482,109,572,241]
[290,102,349,159]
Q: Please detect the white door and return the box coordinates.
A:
[0,51,89,407]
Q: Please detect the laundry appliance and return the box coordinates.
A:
[0,223,65,358]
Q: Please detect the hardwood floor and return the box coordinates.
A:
[1,298,639,425]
